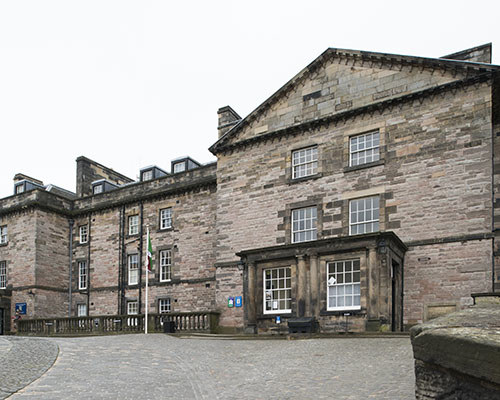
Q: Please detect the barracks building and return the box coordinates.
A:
[0,43,499,335]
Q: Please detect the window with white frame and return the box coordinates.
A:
[292,207,317,243]
[77,303,87,317]
[173,162,186,173]
[350,131,380,166]
[127,300,138,327]
[292,146,318,179]
[142,170,153,181]
[128,254,139,285]
[79,225,88,244]
[0,226,7,244]
[93,184,103,195]
[128,215,139,235]
[16,184,24,194]
[349,196,379,235]
[0,261,6,289]
[159,298,171,313]
[127,301,138,315]
[263,267,291,314]
[327,259,361,310]
[159,250,172,282]
[160,208,172,230]
[78,261,88,290]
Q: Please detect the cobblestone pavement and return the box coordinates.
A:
[7,335,415,399]
[0,337,58,399]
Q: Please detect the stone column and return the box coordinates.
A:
[368,247,379,320]
[246,262,257,333]
[309,253,320,318]
[297,255,307,317]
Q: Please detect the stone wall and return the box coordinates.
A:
[215,76,493,327]
[411,304,500,399]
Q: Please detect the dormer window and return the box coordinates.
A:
[15,184,24,194]
[142,170,153,181]
[93,185,103,195]
[139,166,168,181]
[173,162,186,173]
[171,157,201,174]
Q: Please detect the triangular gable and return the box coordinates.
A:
[210,47,498,154]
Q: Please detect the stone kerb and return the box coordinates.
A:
[410,305,500,399]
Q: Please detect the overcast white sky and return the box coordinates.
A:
[1,0,499,198]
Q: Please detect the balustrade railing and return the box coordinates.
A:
[17,311,219,336]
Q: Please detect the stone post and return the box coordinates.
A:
[297,255,307,317]
[309,253,320,317]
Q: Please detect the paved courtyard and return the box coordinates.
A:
[1,334,415,399]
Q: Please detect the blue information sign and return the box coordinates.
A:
[235,296,242,307]
[15,303,27,315]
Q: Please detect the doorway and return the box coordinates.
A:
[391,260,402,332]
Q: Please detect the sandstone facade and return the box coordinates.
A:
[0,43,499,334]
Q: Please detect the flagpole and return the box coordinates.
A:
[145,226,149,335]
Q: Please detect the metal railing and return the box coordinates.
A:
[17,311,219,336]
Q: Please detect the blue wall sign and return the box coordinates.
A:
[15,303,27,315]
[235,296,242,307]
[276,316,281,324]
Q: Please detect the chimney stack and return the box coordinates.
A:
[217,106,241,139]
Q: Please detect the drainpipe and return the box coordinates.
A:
[68,219,74,317]
[87,214,92,314]
[138,202,144,314]
[491,106,496,293]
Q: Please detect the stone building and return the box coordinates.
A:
[0,43,499,334]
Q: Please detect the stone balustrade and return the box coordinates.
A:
[17,311,220,336]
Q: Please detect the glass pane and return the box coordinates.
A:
[338,297,344,307]
[353,272,360,283]
[338,286,344,296]
[354,295,360,306]
[329,297,336,307]
[346,296,353,306]
[337,274,344,284]
[354,283,360,295]
[345,274,352,283]
[286,268,291,277]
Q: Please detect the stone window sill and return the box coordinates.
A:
[343,159,385,173]
[287,173,323,185]
[157,227,173,233]
[320,309,366,316]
